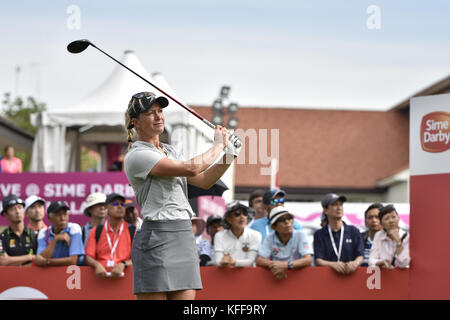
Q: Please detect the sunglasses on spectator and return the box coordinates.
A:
[270,198,285,206]
[277,214,294,223]
[233,209,248,217]
[112,202,126,207]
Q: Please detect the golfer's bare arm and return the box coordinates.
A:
[150,143,222,176]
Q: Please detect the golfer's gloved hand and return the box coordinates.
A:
[225,134,242,157]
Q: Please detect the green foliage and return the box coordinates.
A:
[80,146,99,172]
[1,92,46,135]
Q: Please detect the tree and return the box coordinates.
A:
[1,92,46,135]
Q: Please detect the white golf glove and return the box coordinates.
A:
[225,134,242,157]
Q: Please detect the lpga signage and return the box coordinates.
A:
[0,172,134,225]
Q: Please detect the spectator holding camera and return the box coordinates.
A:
[256,207,313,279]
[35,201,85,267]
[214,202,261,268]
[369,204,410,269]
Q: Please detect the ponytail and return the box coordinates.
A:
[125,111,135,150]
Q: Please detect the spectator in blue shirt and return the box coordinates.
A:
[313,193,364,275]
[360,203,383,266]
[34,201,85,267]
[251,189,303,243]
[246,189,266,227]
[256,207,313,279]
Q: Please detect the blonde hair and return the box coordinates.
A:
[125,111,135,150]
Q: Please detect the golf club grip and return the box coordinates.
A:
[90,44,210,125]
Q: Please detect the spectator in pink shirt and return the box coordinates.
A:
[1,146,23,173]
[369,205,410,269]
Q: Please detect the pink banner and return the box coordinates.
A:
[0,172,135,227]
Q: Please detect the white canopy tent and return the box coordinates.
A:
[31,50,217,172]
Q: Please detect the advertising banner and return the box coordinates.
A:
[410,93,450,299]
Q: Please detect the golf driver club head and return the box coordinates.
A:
[67,39,92,54]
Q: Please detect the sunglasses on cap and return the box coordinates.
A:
[233,209,249,217]
[112,202,126,207]
[127,92,168,125]
[8,199,25,206]
[270,198,285,206]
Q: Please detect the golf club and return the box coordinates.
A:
[67,39,241,148]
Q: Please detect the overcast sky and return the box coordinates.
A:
[1,0,450,111]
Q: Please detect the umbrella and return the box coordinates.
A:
[187,179,228,199]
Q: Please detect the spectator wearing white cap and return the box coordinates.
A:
[82,193,107,245]
[24,195,47,232]
[256,207,313,279]
[214,202,262,268]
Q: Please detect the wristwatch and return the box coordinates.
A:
[121,261,127,269]
[45,258,50,266]
[287,261,294,269]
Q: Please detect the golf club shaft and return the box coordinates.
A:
[89,43,216,130]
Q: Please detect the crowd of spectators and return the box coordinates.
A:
[0,191,136,278]
[0,187,410,279]
[189,188,410,277]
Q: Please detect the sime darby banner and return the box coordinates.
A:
[410,93,450,299]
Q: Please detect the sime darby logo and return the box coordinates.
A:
[420,111,450,153]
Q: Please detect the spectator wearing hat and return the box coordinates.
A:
[24,195,47,232]
[247,189,266,227]
[214,202,262,268]
[34,201,84,267]
[0,195,37,266]
[361,203,383,266]
[369,205,410,269]
[314,193,364,275]
[197,214,224,266]
[256,207,313,279]
[251,189,303,244]
[82,192,107,245]
[124,199,143,229]
[84,193,134,277]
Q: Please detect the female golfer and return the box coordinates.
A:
[124,91,240,300]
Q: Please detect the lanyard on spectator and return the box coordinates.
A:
[328,224,344,262]
[104,219,124,260]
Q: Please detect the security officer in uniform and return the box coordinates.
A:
[0,194,37,266]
